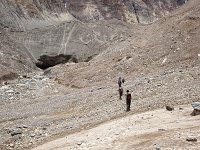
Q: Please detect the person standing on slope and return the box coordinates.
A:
[118,87,123,100]
[118,77,125,88]
[118,77,122,88]
[126,90,132,111]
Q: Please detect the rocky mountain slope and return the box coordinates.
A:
[0,0,200,150]
[0,0,187,31]
[0,0,187,83]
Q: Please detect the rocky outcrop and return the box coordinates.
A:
[191,102,200,116]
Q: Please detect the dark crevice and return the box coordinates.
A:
[35,54,78,70]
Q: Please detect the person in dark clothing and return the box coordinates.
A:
[126,90,132,111]
[118,87,123,100]
[118,77,122,88]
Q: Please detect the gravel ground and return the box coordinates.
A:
[0,63,199,150]
[1,0,200,149]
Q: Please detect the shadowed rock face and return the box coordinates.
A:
[66,0,187,24]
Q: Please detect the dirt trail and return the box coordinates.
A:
[31,105,200,150]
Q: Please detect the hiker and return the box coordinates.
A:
[118,77,125,88]
[118,87,123,100]
[118,77,122,88]
[126,90,132,111]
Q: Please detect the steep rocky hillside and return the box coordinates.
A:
[1,0,200,150]
[0,0,187,83]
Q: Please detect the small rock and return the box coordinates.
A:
[77,142,82,146]
[15,92,20,95]
[30,134,35,138]
[9,97,14,100]
[158,129,166,131]
[9,144,15,148]
[166,106,174,111]
[157,84,162,86]
[22,125,28,128]
[10,129,22,136]
[186,137,197,142]
[42,127,47,130]
[6,90,14,93]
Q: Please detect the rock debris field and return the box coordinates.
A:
[0,0,200,150]
[32,105,200,150]
[0,63,200,150]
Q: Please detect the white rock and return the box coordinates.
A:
[6,90,14,93]
[162,58,167,64]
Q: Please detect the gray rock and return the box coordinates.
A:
[6,90,14,93]
[10,129,22,136]
[22,125,28,129]
[191,102,200,110]
[30,134,36,138]
[158,128,166,131]
[9,144,15,148]
[77,142,82,146]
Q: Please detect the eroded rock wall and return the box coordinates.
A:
[0,0,187,31]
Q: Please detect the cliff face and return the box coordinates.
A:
[0,0,187,31]
[66,0,187,24]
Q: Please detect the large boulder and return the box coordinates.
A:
[191,102,200,116]
[192,102,200,110]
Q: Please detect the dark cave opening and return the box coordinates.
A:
[35,54,78,70]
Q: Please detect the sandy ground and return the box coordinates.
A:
[31,105,200,150]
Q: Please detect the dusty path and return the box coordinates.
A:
[31,105,200,150]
